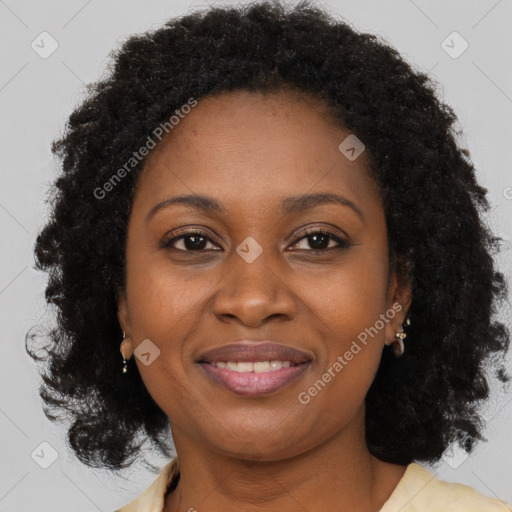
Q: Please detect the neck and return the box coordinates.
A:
[164,407,407,512]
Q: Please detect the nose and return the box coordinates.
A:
[212,248,298,328]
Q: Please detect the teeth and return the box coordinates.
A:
[211,360,296,372]
[237,362,253,372]
[253,361,270,372]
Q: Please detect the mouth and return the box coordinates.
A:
[197,341,312,397]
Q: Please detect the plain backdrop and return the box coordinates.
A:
[1,0,511,510]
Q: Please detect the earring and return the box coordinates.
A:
[121,331,128,374]
[389,316,411,358]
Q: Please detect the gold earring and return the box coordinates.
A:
[121,332,128,374]
[389,316,411,358]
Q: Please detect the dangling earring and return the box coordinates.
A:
[121,331,128,374]
[390,316,411,358]
[392,330,406,357]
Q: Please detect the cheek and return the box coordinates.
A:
[123,252,207,390]
[306,247,390,340]
[125,253,211,339]
[123,261,201,417]
[302,247,389,396]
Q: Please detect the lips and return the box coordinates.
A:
[197,340,312,397]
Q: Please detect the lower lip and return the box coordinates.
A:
[198,362,311,396]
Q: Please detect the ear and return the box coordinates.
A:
[117,288,134,358]
[384,270,413,345]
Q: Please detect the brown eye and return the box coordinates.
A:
[161,230,221,251]
[289,230,350,251]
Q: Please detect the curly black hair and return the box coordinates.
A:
[26,0,510,473]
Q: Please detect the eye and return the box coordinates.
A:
[161,229,221,252]
[288,229,350,252]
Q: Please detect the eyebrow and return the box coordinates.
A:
[146,192,364,222]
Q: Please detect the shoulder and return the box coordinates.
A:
[115,457,179,512]
[380,462,512,512]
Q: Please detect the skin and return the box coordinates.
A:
[117,88,412,511]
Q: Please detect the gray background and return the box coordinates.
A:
[1,0,511,510]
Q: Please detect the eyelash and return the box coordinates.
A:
[161,227,350,253]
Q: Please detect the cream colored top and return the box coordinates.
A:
[116,457,512,511]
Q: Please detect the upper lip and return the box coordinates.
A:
[197,340,312,364]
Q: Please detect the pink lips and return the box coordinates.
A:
[197,340,312,397]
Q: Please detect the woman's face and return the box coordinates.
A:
[118,89,410,460]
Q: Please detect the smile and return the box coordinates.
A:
[210,360,295,372]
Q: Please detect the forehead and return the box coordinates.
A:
[134,89,382,217]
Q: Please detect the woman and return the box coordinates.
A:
[26,1,511,511]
